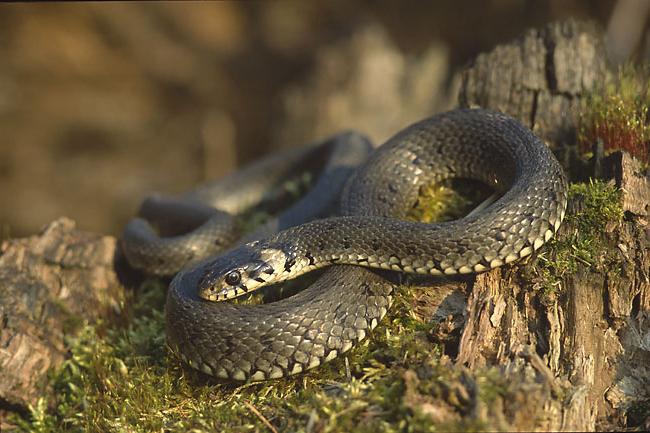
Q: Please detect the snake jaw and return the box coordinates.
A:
[198,282,237,301]
[198,263,269,301]
[197,245,287,302]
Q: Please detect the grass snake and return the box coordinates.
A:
[126,108,568,381]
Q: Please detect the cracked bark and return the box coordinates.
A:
[451,19,650,431]
[0,218,125,414]
[459,19,608,162]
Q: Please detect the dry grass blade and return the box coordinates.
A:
[243,400,279,433]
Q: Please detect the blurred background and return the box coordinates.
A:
[0,1,647,237]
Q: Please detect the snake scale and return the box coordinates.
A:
[124,108,568,381]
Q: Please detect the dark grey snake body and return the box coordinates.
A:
[122,132,373,276]
[129,109,567,381]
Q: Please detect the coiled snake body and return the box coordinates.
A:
[130,109,567,381]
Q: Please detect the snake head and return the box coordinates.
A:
[197,244,284,301]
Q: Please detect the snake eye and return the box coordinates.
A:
[224,271,241,286]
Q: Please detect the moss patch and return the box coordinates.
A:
[407,179,493,223]
[10,179,511,433]
[578,64,650,163]
[531,179,623,299]
[14,274,536,433]
[10,282,439,433]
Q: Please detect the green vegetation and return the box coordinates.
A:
[10,179,514,433]
[407,179,492,223]
[578,64,650,163]
[12,279,468,433]
[531,179,623,299]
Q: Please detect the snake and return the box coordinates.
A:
[143,108,568,381]
[121,132,373,276]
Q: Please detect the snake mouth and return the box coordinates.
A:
[197,268,262,302]
[198,282,250,301]
[196,240,304,303]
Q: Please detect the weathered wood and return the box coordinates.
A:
[454,19,650,431]
[459,19,607,160]
[0,218,124,409]
[602,150,650,218]
[453,198,650,430]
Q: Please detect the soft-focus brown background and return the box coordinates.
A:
[0,1,646,237]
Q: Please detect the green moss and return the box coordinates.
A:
[49,298,86,336]
[567,180,624,232]
[532,179,623,299]
[10,282,435,432]
[578,64,650,163]
[407,179,493,223]
[11,269,523,433]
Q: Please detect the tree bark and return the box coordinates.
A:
[459,19,608,162]
[454,19,650,431]
[0,218,124,411]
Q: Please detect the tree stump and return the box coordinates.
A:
[453,19,650,431]
[459,19,607,164]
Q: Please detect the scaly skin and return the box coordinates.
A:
[166,108,568,381]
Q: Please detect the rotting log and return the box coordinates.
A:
[404,150,649,430]
[459,19,607,165]
[448,168,650,430]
